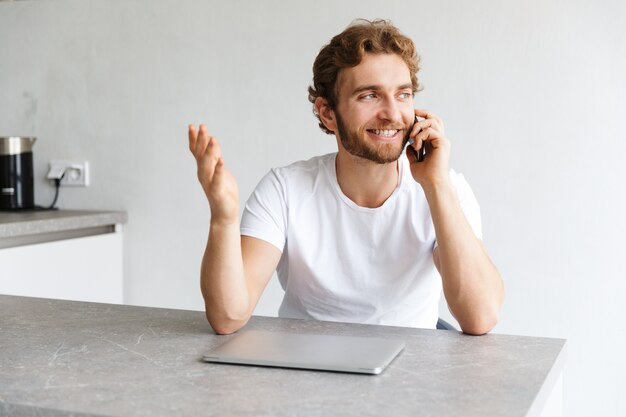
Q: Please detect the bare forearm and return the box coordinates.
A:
[202,221,250,334]
[424,181,504,335]
[189,124,258,334]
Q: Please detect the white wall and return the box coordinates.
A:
[1,0,625,415]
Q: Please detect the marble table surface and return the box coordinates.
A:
[0,295,566,417]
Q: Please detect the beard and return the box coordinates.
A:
[335,111,410,164]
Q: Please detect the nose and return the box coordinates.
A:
[377,96,403,124]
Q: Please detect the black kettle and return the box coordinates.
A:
[0,137,36,210]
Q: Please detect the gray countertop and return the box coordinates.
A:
[0,295,566,417]
[0,210,127,238]
[0,210,127,248]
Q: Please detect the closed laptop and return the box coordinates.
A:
[202,329,405,375]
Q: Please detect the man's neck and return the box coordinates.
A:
[335,150,400,209]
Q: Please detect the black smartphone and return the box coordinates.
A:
[417,141,426,162]
[409,116,426,162]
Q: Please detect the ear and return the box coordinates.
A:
[314,97,338,133]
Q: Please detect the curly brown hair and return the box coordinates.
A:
[308,19,422,135]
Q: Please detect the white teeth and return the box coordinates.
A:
[373,129,398,137]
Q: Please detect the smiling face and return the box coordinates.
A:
[332,53,415,164]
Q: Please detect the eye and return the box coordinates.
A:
[360,93,377,100]
[398,92,412,100]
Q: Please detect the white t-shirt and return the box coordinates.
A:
[241,153,482,329]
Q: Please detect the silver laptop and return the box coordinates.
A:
[202,329,405,375]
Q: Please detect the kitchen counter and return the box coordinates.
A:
[0,209,127,248]
[0,295,566,417]
[0,211,126,302]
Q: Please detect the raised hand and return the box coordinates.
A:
[188,124,240,225]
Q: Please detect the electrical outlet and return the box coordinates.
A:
[48,161,90,186]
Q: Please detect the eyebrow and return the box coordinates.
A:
[350,83,414,97]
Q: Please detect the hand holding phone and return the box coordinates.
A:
[406,109,452,187]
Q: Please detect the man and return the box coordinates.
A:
[188,19,504,335]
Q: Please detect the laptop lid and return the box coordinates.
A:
[202,329,405,375]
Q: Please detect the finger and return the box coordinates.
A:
[213,157,225,180]
[414,108,437,120]
[416,127,435,143]
[424,119,444,137]
[188,124,198,153]
[415,116,442,130]
[203,136,223,168]
[210,157,232,191]
[198,139,223,182]
[411,120,444,143]
[414,137,424,151]
[194,126,210,158]
[415,109,445,135]
[416,128,447,151]
[410,120,422,138]
[411,119,434,138]
[196,125,221,160]
[197,142,224,182]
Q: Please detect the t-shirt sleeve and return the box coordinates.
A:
[240,169,288,252]
[450,169,483,240]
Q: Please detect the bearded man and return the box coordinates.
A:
[189,19,504,335]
